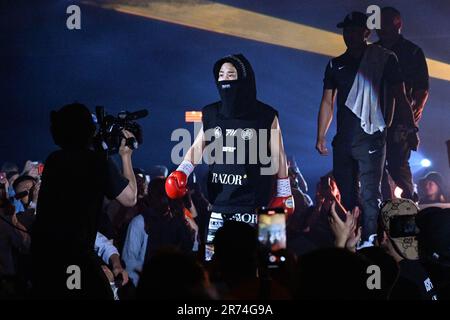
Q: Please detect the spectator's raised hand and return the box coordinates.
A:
[22,160,33,175]
[346,226,362,253]
[22,160,40,178]
[32,181,41,204]
[345,207,361,252]
[329,201,356,248]
[29,166,39,178]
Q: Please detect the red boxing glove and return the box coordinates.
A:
[165,171,188,199]
[269,195,295,216]
[165,160,194,199]
[269,177,295,216]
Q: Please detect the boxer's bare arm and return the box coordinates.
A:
[184,126,205,165]
[270,116,288,178]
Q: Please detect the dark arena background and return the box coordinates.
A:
[0,0,450,306]
[2,0,449,187]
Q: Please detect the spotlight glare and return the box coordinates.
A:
[421,159,431,168]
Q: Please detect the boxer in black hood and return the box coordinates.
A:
[213,54,258,119]
[165,54,294,261]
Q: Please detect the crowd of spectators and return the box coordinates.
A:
[1,154,449,300]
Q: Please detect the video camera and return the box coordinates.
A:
[94,106,148,155]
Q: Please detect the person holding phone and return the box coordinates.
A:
[165,54,294,261]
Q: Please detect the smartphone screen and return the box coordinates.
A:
[257,207,287,267]
[389,215,418,238]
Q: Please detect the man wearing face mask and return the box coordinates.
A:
[165,54,293,260]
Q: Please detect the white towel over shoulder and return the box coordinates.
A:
[345,44,395,135]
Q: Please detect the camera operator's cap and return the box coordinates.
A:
[337,11,368,29]
[416,207,450,267]
[380,198,419,260]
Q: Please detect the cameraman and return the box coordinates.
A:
[31,103,137,299]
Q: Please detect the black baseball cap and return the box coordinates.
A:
[337,11,369,29]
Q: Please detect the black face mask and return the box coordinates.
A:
[216,79,256,119]
[214,55,257,119]
[217,80,240,118]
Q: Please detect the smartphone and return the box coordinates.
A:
[389,215,419,238]
[257,207,287,268]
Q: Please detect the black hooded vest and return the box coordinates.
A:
[202,54,278,214]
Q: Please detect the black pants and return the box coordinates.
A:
[382,128,414,200]
[333,134,386,242]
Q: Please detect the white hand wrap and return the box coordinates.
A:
[276,177,292,197]
[177,160,194,177]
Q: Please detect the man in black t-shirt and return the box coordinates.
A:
[316,12,412,244]
[31,103,137,299]
[377,7,429,201]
